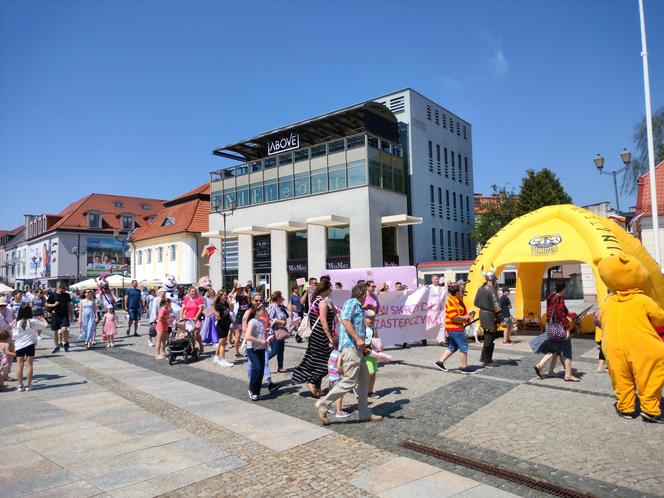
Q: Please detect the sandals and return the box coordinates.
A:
[335,410,351,418]
[533,365,544,379]
[564,376,581,382]
[306,384,321,398]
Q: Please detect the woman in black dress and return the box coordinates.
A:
[292,280,335,397]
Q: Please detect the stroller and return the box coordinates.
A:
[167,318,200,365]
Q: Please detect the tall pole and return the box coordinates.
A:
[611,172,621,212]
[222,212,227,290]
[639,0,661,266]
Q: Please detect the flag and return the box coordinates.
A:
[201,243,217,260]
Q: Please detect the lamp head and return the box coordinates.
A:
[620,147,632,166]
[594,153,605,172]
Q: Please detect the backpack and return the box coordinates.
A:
[297,298,321,340]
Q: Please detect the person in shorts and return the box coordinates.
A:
[46,283,73,353]
[12,304,48,391]
[435,282,476,374]
[124,279,143,337]
[499,287,514,344]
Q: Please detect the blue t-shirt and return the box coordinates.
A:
[126,288,142,310]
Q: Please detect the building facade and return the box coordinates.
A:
[207,102,420,292]
[374,89,475,263]
[19,193,163,288]
[634,160,664,264]
[130,184,210,286]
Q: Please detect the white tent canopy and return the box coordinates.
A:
[106,275,134,289]
[70,278,99,291]
[0,283,14,293]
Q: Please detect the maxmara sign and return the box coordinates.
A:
[267,133,300,156]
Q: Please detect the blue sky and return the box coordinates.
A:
[1,0,663,228]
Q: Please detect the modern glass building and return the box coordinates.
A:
[206,102,422,292]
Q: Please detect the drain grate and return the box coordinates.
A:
[400,440,596,498]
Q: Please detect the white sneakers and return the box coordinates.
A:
[213,356,233,368]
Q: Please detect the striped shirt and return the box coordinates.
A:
[445,295,466,332]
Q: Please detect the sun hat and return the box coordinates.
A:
[0,297,7,306]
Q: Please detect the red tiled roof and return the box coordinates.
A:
[44,193,164,233]
[131,184,210,242]
[635,160,664,215]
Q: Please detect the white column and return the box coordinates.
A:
[182,236,197,285]
[307,224,326,278]
[271,230,288,294]
[237,234,254,283]
[351,213,373,268]
[396,225,409,266]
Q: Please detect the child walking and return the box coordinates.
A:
[102,305,117,348]
[0,330,15,390]
[327,336,349,418]
[364,310,381,399]
[12,304,47,391]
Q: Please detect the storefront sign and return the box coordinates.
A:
[326,258,350,270]
[86,237,129,277]
[28,240,53,279]
[253,235,271,272]
[287,261,307,273]
[267,133,300,156]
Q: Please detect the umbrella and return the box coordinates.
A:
[140,279,164,289]
[0,283,14,293]
[70,278,99,291]
[106,275,134,289]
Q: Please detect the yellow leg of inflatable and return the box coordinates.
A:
[515,263,546,321]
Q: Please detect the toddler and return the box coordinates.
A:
[0,330,15,390]
[364,310,381,399]
[327,336,349,418]
[102,305,117,348]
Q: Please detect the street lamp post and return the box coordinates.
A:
[212,196,237,290]
[593,148,632,213]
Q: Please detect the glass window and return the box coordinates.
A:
[347,159,366,187]
[294,149,309,162]
[146,248,152,264]
[328,164,346,191]
[368,136,379,149]
[311,144,326,158]
[157,247,163,263]
[236,185,250,207]
[327,227,350,257]
[393,171,405,193]
[328,140,344,154]
[263,179,278,202]
[428,141,433,159]
[392,145,402,157]
[223,189,236,209]
[222,168,235,179]
[121,215,134,230]
[381,140,391,153]
[287,231,307,260]
[381,164,393,191]
[114,202,124,208]
[278,152,293,165]
[137,250,142,265]
[346,135,365,149]
[279,176,293,199]
[310,168,328,194]
[250,161,262,173]
[236,164,248,176]
[88,212,101,228]
[369,160,381,187]
[294,172,310,197]
[436,144,441,162]
[170,244,176,262]
[250,183,263,204]
[263,157,277,169]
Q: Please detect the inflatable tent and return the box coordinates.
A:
[464,204,664,327]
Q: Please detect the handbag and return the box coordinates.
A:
[239,339,247,356]
[546,321,567,341]
[297,299,321,340]
[274,328,290,341]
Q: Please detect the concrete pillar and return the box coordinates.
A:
[396,225,409,266]
[271,230,288,294]
[237,234,254,283]
[351,214,373,268]
[183,235,197,285]
[207,237,223,290]
[307,224,326,278]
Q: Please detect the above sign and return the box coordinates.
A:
[267,133,300,156]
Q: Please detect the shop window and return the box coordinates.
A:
[328,164,346,191]
[382,226,398,266]
[287,231,308,260]
[347,160,366,187]
[310,168,328,194]
[327,227,350,258]
[250,183,263,204]
[294,172,310,197]
[263,179,278,203]
[279,176,293,199]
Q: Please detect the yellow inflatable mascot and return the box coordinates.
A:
[597,253,664,423]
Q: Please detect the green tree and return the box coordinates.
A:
[470,184,520,246]
[621,106,664,194]
[517,168,572,215]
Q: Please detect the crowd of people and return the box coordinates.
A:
[1,268,653,423]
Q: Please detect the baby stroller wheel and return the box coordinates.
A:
[169,354,176,365]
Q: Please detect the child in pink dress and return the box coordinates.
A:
[102,305,117,348]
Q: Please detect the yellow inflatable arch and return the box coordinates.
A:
[464,204,664,325]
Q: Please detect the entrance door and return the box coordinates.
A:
[254,273,271,296]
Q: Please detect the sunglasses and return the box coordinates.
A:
[253,299,263,303]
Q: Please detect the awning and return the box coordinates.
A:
[380,214,423,227]
[233,226,271,236]
[306,215,350,227]
[202,230,238,239]
[267,221,308,232]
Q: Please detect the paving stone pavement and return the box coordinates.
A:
[19,318,664,497]
[1,334,519,498]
